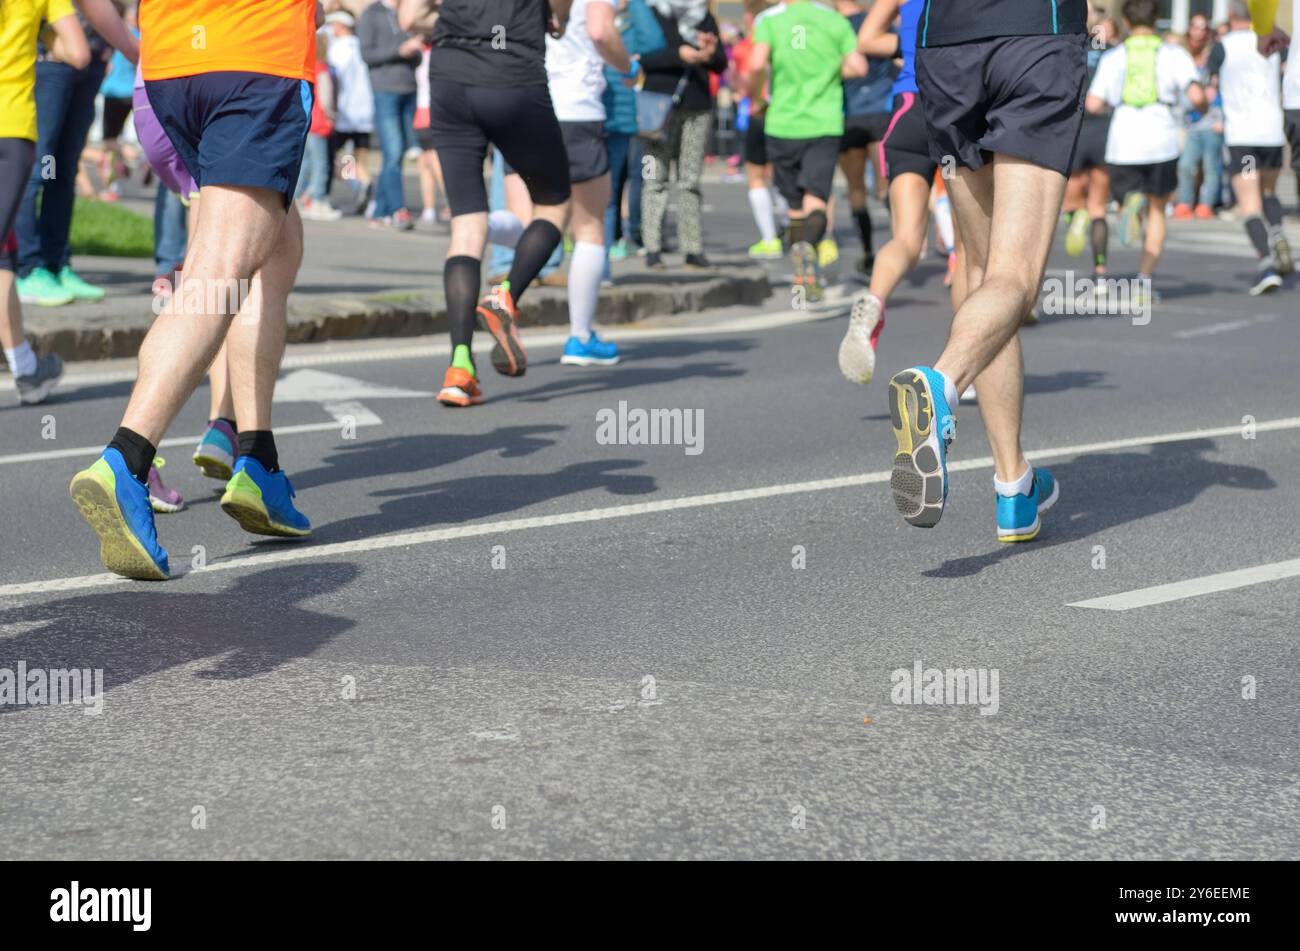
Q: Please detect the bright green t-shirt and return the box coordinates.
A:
[754,1,857,140]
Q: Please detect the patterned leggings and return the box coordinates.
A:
[640,109,711,255]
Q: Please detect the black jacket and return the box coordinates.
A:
[639,10,727,113]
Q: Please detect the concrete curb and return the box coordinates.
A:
[25,269,772,361]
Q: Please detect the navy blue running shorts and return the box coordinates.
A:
[144,71,313,209]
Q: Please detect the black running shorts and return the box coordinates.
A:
[841,111,892,152]
[1108,160,1178,200]
[916,33,1087,177]
[0,138,36,271]
[1071,117,1109,174]
[766,134,841,206]
[1227,145,1284,177]
[561,120,609,184]
[880,92,938,182]
[427,78,571,216]
[743,113,768,166]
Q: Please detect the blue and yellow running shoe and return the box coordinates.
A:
[1065,209,1090,257]
[220,458,311,537]
[887,367,953,528]
[996,468,1060,542]
[69,448,170,580]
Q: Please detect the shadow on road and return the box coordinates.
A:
[0,561,359,713]
[312,458,657,541]
[923,438,1274,578]
[291,425,565,492]
[499,353,748,405]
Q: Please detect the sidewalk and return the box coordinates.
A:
[21,203,772,360]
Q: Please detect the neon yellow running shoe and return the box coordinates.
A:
[748,237,783,259]
[1065,210,1089,257]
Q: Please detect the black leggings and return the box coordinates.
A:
[0,138,37,270]
[425,78,570,216]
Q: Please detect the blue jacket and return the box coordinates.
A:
[603,0,666,135]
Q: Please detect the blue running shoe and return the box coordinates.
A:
[887,366,954,528]
[220,458,311,537]
[69,448,170,580]
[561,331,621,367]
[996,468,1060,542]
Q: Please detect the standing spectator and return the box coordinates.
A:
[15,8,113,305]
[602,0,666,276]
[359,0,420,231]
[639,0,729,269]
[298,31,343,220]
[327,9,376,215]
[1175,13,1225,219]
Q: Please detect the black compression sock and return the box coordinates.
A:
[1245,215,1272,259]
[1262,195,1284,228]
[238,431,280,473]
[787,217,806,246]
[444,255,480,350]
[803,210,828,247]
[1091,217,1108,269]
[853,208,872,252]
[108,427,156,483]
[506,220,562,305]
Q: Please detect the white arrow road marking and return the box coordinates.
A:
[4,416,1300,598]
[1068,557,1300,611]
[0,370,428,466]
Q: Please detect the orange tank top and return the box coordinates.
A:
[140,0,317,82]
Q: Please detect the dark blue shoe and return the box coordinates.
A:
[69,448,170,579]
[220,458,311,537]
[887,366,954,528]
[996,468,1059,542]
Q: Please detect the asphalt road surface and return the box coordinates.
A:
[1,195,1298,859]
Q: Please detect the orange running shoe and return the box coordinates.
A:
[437,366,484,407]
[475,285,528,377]
[1172,203,1193,220]
[1194,203,1214,219]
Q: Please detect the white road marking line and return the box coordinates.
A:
[1173,314,1277,339]
[1068,557,1300,611]
[44,305,842,390]
[0,418,381,466]
[3,415,1299,599]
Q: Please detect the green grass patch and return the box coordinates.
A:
[69,199,153,258]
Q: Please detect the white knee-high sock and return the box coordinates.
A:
[488,209,524,249]
[568,241,605,341]
[747,187,777,242]
[933,195,955,254]
[772,189,790,225]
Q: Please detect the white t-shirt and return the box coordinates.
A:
[328,33,375,134]
[1089,40,1199,165]
[1211,30,1285,146]
[546,0,610,123]
[1282,1,1300,109]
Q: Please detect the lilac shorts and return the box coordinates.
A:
[133,73,199,201]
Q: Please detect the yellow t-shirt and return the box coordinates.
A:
[0,0,77,141]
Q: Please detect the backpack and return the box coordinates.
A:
[1121,34,1163,107]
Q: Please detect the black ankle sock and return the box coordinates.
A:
[108,427,156,483]
[506,220,562,305]
[1245,215,1271,259]
[237,430,279,473]
[216,416,237,432]
[444,255,480,350]
[1262,195,1284,228]
[853,208,872,253]
[803,210,828,247]
[1090,217,1108,269]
